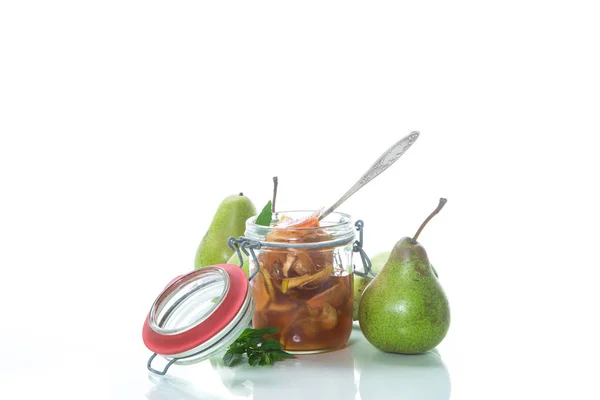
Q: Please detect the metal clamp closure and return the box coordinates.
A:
[147,353,177,376]
[228,236,262,281]
[353,220,375,279]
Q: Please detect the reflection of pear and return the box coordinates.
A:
[357,348,451,400]
[345,328,450,400]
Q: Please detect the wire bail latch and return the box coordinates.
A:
[353,220,375,279]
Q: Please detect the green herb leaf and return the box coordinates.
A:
[222,327,292,368]
[248,352,263,366]
[228,344,247,354]
[270,350,295,361]
[255,201,273,226]
[223,351,242,367]
[245,327,279,337]
[245,337,263,346]
[260,338,283,351]
[259,353,272,366]
[233,328,254,341]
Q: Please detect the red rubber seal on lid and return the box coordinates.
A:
[142,264,248,356]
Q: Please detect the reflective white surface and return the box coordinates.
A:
[153,326,450,400]
[0,324,450,400]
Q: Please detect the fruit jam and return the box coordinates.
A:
[248,211,355,352]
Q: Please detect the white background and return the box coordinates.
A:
[1,1,599,399]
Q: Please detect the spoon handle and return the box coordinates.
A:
[319,131,420,221]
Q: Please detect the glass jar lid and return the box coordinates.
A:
[142,264,252,372]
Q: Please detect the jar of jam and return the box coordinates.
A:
[142,210,368,375]
[244,210,357,353]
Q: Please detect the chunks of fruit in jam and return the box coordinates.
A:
[250,211,353,351]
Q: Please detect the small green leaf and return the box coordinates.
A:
[255,201,273,226]
[270,350,294,361]
[260,338,283,351]
[248,352,262,366]
[223,327,290,368]
[229,344,247,354]
[234,328,255,341]
[259,353,272,366]
[245,337,263,346]
[223,351,242,367]
[246,327,279,337]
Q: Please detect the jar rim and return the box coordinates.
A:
[246,209,353,230]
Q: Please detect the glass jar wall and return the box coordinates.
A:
[245,210,355,353]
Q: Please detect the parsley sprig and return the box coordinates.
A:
[223,328,294,367]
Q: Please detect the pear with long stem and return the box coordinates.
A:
[358,198,450,354]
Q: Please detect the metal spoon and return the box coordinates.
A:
[319,131,420,221]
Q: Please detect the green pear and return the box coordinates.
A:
[353,252,439,320]
[194,193,256,269]
[358,198,450,354]
[226,251,249,277]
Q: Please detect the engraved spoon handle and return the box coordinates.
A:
[319,131,420,221]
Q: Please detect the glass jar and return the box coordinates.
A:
[244,210,356,353]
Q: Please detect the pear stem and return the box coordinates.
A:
[272,176,278,213]
[412,198,447,243]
